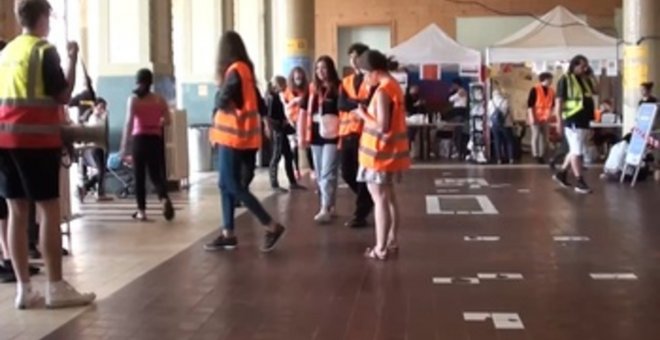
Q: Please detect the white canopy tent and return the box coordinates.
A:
[389,24,481,67]
[487,6,618,64]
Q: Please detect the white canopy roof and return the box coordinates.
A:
[488,6,618,63]
[389,24,481,66]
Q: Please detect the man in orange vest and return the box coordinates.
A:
[527,72,555,164]
[338,43,374,229]
[0,0,95,309]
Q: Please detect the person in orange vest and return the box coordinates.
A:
[298,56,342,223]
[352,50,410,260]
[338,43,375,229]
[0,0,95,309]
[283,66,311,179]
[205,31,286,252]
[527,72,555,164]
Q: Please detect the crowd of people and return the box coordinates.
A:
[0,0,414,311]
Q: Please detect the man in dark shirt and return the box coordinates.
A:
[337,43,374,228]
[265,76,304,192]
[552,55,594,194]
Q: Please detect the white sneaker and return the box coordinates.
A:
[314,209,332,223]
[46,281,96,309]
[15,288,45,310]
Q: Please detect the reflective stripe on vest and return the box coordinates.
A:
[339,74,370,137]
[358,77,410,172]
[209,61,262,149]
[533,85,554,121]
[0,35,62,148]
[562,74,590,119]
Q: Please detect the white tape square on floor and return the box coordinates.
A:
[464,236,500,242]
[463,312,525,330]
[554,236,590,242]
[590,273,638,280]
[426,195,499,215]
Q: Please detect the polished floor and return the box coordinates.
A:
[5,166,660,340]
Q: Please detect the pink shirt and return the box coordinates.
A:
[132,96,166,136]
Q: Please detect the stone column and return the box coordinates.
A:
[270,0,314,78]
[622,0,660,131]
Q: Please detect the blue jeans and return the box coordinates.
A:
[311,143,339,209]
[217,146,272,231]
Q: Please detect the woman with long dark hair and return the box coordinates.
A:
[298,56,342,223]
[353,50,410,260]
[284,67,312,179]
[205,30,286,252]
[119,69,175,221]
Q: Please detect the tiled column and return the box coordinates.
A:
[622,0,660,131]
[87,0,175,149]
[172,0,231,125]
[270,0,315,78]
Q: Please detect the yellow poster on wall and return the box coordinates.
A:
[623,45,650,90]
[286,39,308,55]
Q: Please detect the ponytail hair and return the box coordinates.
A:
[357,50,399,72]
[133,68,153,99]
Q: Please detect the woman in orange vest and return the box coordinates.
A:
[298,56,342,223]
[205,31,286,253]
[353,50,410,260]
[526,72,555,164]
[284,67,310,179]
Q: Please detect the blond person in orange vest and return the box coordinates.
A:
[338,43,375,229]
[352,50,410,260]
[527,72,555,164]
[205,31,286,252]
[298,56,342,224]
[0,0,95,309]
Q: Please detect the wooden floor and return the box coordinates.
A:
[43,168,660,340]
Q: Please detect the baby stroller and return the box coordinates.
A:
[107,152,135,198]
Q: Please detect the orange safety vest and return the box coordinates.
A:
[358,77,410,172]
[0,35,62,149]
[339,74,370,137]
[533,84,555,122]
[209,61,262,149]
[283,88,304,124]
[299,83,340,145]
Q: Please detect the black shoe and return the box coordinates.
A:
[536,157,546,164]
[28,247,42,260]
[575,180,593,194]
[235,201,244,208]
[345,218,368,229]
[289,183,307,191]
[163,199,175,221]
[552,171,571,189]
[204,235,238,251]
[272,186,289,194]
[0,264,15,283]
[261,224,286,253]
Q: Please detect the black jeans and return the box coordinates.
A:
[269,130,297,188]
[82,148,106,196]
[340,134,373,221]
[492,125,515,163]
[132,135,170,211]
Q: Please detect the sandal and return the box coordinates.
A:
[131,212,148,222]
[364,247,387,261]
